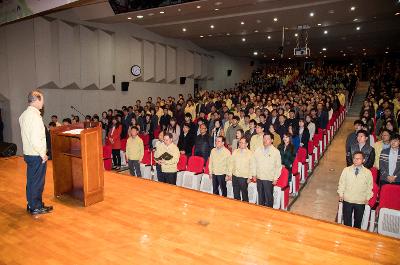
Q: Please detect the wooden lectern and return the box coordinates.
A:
[50,122,104,206]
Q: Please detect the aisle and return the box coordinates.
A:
[290,82,369,222]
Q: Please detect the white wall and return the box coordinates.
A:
[0,8,256,153]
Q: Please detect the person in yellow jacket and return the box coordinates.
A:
[229,137,255,202]
[337,151,373,229]
[250,123,264,151]
[126,126,144,177]
[253,133,282,207]
[209,136,231,197]
[156,132,180,185]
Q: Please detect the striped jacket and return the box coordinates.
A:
[379,148,400,183]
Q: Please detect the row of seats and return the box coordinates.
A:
[102,106,347,211]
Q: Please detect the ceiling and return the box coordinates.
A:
[69,0,400,59]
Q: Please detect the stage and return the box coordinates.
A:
[0,157,399,264]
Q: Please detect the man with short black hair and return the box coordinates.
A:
[338,151,373,229]
[379,134,400,185]
[51,115,61,127]
[226,116,242,147]
[346,120,364,163]
[250,123,264,151]
[126,126,144,177]
[347,130,375,168]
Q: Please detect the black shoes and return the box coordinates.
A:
[27,204,54,215]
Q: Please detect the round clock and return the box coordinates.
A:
[131,65,141,76]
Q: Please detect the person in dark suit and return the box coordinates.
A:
[316,103,329,129]
[345,120,364,164]
[159,107,171,131]
[194,123,212,163]
[379,133,400,185]
[298,118,310,149]
[348,130,375,169]
[276,115,288,139]
[178,123,195,156]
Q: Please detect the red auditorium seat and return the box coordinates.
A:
[370,167,378,184]
[103,145,112,171]
[200,159,213,194]
[176,154,188,186]
[296,147,308,182]
[307,140,315,172]
[139,134,150,147]
[140,149,155,180]
[182,156,204,190]
[375,185,400,237]
[291,157,301,196]
[273,167,289,210]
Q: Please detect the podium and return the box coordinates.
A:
[50,122,104,206]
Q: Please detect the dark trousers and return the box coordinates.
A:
[155,164,162,181]
[212,174,227,197]
[24,155,47,210]
[112,149,121,167]
[159,171,177,185]
[128,160,142,177]
[257,179,273,207]
[343,201,365,229]
[232,176,249,202]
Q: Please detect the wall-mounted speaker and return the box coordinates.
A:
[227,70,232,76]
[180,77,186,85]
[112,75,115,84]
[121,82,129,91]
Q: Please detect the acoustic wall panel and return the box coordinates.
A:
[194,52,201,79]
[33,17,54,87]
[0,28,9,95]
[143,40,155,81]
[201,54,208,79]
[176,47,185,79]
[207,56,214,79]
[59,20,80,88]
[166,46,176,83]
[98,30,114,89]
[80,25,99,89]
[130,37,142,80]
[155,43,166,82]
[184,50,194,77]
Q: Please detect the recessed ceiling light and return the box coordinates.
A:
[159,11,165,14]
[127,17,132,20]
[350,6,356,11]
[343,53,346,56]
[253,51,258,56]
[322,47,327,51]
[306,56,308,59]
[267,35,271,39]
[386,47,390,49]
[385,51,389,54]
[256,19,262,24]
[294,33,298,37]
[310,12,314,17]
[226,33,230,36]
[396,12,400,16]
[210,25,214,29]
[273,17,278,22]
[353,18,358,21]
[148,13,154,16]
[356,26,360,30]
[215,1,223,6]
[182,28,187,32]
[288,57,291,60]
[362,48,365,51]
[214,8,219,11]
[254,30,259,33]
[241,21,245,25]
[242,38,246,42]
[363,52,366,56]
[329,10,335,14]
[178,8,181,12]
[272,58,275,61]
[208,34,212,37]
[196,5,201,8]
[137,15,143,19]
[324,30,328,34]
[340,50,343,53]
[324,55,327,58]
[200,35,204,38]
[317,23,322,26]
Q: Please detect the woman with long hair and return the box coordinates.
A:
[167,117,180,145]
[107,117,122,170]
[278,133,296,181]
[211,119,224,147]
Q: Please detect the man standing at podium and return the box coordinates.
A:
[19,89,53,215]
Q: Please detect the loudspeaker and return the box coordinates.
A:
[180,77,186,85]
[0,142,17,157]
[121,82,129,91]
[250,61,254,66]
[227,70,232,76]
[112,75,115,84]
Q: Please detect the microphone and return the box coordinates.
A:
[70,105,85,120]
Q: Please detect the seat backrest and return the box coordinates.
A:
[276,167,289,188]
[379,185,400,211]
[296,147,307,163]
[368,183,379,208]
[120,138,128,152]
[141,149,152,165]
[292,157,299,175]
[177,154,188,171]
[313,133,321,146]
[369,167,378,184]
[187,156,205,174]
[139,134,150,146]
[307,141,314,154]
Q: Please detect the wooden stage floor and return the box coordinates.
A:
[0,157,399,265]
